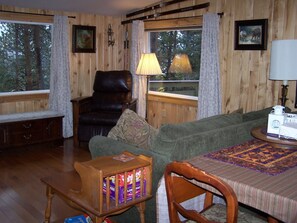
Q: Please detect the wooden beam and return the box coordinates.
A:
[0,9,76,19]
[126,0,190,18]
[121,2,210,25]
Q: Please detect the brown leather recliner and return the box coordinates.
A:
[71,70,137,146]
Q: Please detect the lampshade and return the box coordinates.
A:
[136,53,163,76]
[270,39,297,85]
[169,54,192,74]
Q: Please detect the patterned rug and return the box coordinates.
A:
[205,139,297,175]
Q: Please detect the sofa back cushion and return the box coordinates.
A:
[242,107,291,122]
[151,117,268,161]
[157,112,243,140]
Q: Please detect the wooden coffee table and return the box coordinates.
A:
[41,152,152,223]
[251,126,297,148]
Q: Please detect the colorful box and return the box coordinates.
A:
[64,215,92,223]
[103,169,146,203]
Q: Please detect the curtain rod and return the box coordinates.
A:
[126,0,191,18]
[0,9,76,19]
[144,12,224,24]
[122,2,210,25]
[143,12,224,30]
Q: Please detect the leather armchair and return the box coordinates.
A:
[71,70,137,146]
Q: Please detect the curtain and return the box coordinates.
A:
[49,15,73,138]
[130,20,147,118]
[197,13,222,119]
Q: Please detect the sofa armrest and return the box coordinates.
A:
[71,96,92,146]
[122,98,137,112]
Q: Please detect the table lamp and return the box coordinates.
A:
[136,53,163,118]
[269,39,297,106]
[169,54,192,73]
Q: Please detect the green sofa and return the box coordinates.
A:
[89,107,278,223]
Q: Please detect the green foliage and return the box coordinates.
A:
[0,22,51,92]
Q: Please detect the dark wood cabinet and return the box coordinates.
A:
[0,112,63,149]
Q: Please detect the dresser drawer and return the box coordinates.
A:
[9,131,44,145]
[7,120,44,132]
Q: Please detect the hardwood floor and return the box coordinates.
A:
[0,138,91,223]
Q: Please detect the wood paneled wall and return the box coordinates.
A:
[132,0,297,127]
[0,0,297,129]
[214,0,297,114]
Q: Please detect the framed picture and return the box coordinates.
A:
[72,25,96,53]
[234,19,268,50]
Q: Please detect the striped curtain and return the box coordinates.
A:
[197,13,222,119]
[130,20,147,118]
[49,15,73,138]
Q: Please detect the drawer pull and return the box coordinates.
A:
[23,134,32,140]
[22,123,32,129]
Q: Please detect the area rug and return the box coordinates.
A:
[204,139,297,175]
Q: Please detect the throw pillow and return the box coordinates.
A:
[107,109,158,150]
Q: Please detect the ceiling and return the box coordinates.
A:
[0,0,161,16]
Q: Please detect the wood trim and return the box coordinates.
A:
[0,11,53,23]
[148,93,197,107]
[144,16,203,30]
[0,92,49,103]
[126,0,190,18]
[121,2,209,24]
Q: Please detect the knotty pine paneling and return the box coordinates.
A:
[212,0,297,113]
[147,94,197,128]
[1,0,297,129]
[129,0,297,127]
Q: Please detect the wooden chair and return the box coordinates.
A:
[164,161,267,223]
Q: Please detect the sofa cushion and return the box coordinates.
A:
[242,107,291,122]
[242,107,272,122]
[158,112,243,140]
[107,109,158,150]
[152,117,268,160]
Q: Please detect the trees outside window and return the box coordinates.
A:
[149,29,202,97]
[0,21,52,93]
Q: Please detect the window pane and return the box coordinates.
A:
[149,29,201,97]
[0,21,51,93]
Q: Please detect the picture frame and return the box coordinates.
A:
[234,19,268,50]
[72,25,96,53]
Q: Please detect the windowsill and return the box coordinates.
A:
[0,90,49,96]
[0,90,50,102]
[148,91,198,107]
[148,91,198,101]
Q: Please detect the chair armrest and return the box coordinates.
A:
[71,96,92,146]
[122,98,137,112]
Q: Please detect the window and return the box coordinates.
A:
[148,29,202,98]
[0,21,52,93]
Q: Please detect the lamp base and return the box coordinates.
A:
[280,84,288,106]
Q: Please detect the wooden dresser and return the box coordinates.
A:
[0,111,64,149]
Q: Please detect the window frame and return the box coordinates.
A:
[144,17,203,100]
[0,12,53,96]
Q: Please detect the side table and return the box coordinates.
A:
[251,126,297,148]
[41,152,152,223]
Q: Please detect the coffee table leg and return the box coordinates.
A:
[136,202,146,223]
[44,185,54,223]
